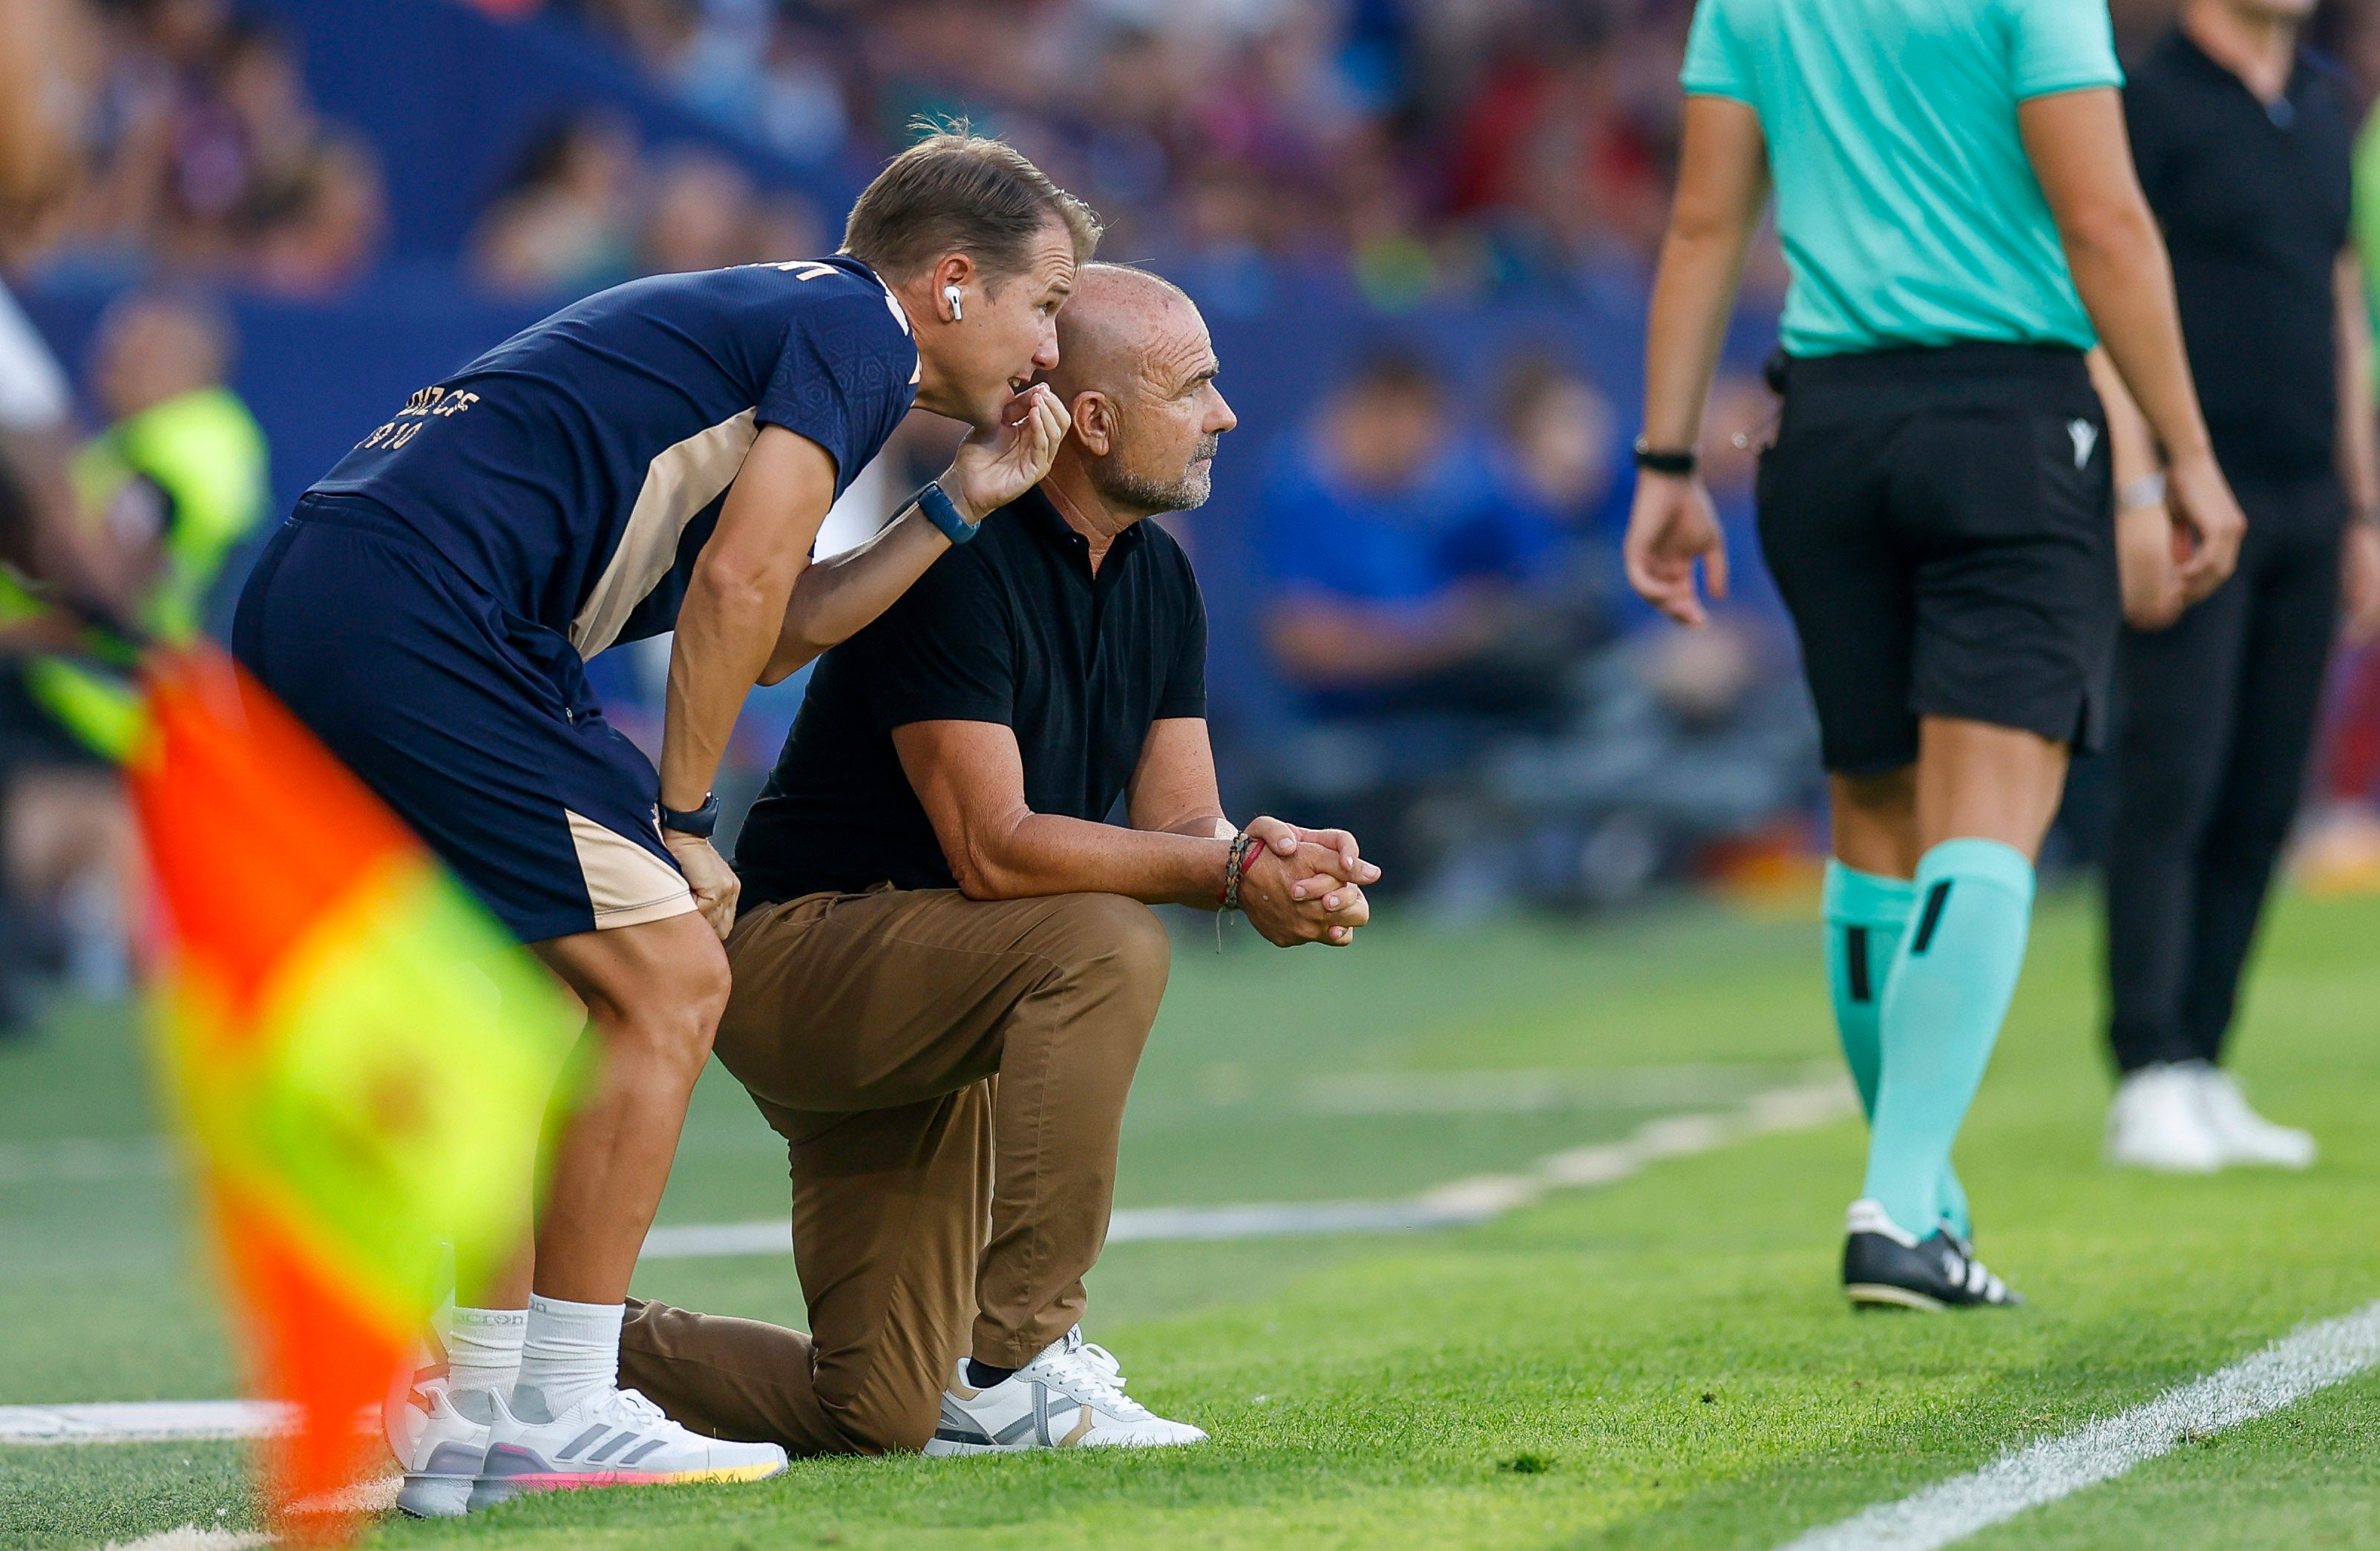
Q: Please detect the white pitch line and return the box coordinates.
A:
[638,1076,1858,1262]
[1779,1299,2380,1551]
[1298,1061,1838,1116]
[100,1529,269,1551]
[0,1068,1839,1187]
[0,1136,174,1185]
[0,1400,287,1446]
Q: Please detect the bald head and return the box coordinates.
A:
[1041,264,1233,520]
[1047,264,1196,401]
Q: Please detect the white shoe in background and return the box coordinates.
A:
[924,1328,1208,1455]
[2105,1063,2223,1173]
[2191,1064,2316,1170]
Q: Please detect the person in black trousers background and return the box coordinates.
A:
[2099,0,2380,1172]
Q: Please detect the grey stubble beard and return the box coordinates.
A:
[1095,431,1220,517]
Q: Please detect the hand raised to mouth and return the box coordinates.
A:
[946,384,1074,522]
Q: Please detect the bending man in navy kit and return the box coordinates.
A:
[233,132,1096,1515]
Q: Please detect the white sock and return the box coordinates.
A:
[444,1307,526,1396]
[511,1294,623,1421]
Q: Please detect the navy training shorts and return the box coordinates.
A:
[232,492,694,944]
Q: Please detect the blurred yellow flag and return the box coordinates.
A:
[130,646,577,1540]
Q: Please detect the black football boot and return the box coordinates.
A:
[1842,1198,2024,1311]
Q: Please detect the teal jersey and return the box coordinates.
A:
[1682,0,2122,358]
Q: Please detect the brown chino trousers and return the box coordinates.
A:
[617,886,1171,1456]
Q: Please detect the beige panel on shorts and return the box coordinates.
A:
[566,809,696,929]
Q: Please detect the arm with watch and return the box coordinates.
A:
[660,387,1072,937]
[761,388,1072,683]
[1622,95,1768,629]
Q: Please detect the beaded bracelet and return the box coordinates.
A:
[1213,830,1262,951]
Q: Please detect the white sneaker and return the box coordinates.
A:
[384,1371,496,1518]
[2105,1063,2223,1173]
[2192,1064,2316,1170]
[470,1384,787,1509]
[924,1328,1208,1455]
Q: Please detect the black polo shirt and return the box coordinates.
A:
[733,487,1209,904]
[2126,30,2354,480]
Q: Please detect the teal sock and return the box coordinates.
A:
[1824,860,1973,1239]
[1861,839,2034,1241]
[1935,1157,1972,1243]
[1821,859,1909,1117]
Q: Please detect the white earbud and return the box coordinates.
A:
[944,284,964,321]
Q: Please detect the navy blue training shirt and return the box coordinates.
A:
[310,256,919,654]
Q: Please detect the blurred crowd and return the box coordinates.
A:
[18,0,2380,312]
[1237,347,1814,911]
[468,114,829,298]
[563,0,2380,309]
[18,0,386,294]
[567,0,1714,307]
[7,0,847,307]
[22,0,2380,311]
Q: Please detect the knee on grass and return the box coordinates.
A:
[818,1378,945,1457]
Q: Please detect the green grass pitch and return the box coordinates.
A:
[4,890,2380,1549]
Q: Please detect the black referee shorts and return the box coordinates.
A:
[1755,342,2119,776]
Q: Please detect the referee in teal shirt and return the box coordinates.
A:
[1626,0,2248,1309]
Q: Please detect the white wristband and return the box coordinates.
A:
[2118,472,2168,511]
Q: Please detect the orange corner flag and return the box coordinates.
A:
[128,646,578,1541]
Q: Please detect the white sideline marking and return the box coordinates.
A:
[93,1483,396,1550]
[1779,1299,2380,1551]
[638,1076,1858,1261]
[0,1400,286,1446]
[1299,1062,1836,1116]
[291,1475,401,1516]
[0,1136,174,1184]
[0,1067,1838,1185]
[102,1529,269,1550]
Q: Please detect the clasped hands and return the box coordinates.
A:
[1233,816,1381,947]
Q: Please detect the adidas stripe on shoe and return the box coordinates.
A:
[468,1384,786,1509]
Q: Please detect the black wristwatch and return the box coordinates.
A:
[1632,438,1698,477]
[658,793,719,839]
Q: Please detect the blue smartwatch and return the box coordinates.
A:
[912,480,980,545]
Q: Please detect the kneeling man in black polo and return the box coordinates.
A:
[617,265,1380,1457]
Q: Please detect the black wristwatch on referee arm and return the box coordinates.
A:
[1633,437,1699,478]
[658,793,720,839]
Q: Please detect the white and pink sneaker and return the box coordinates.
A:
[469,1384,785,1509]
